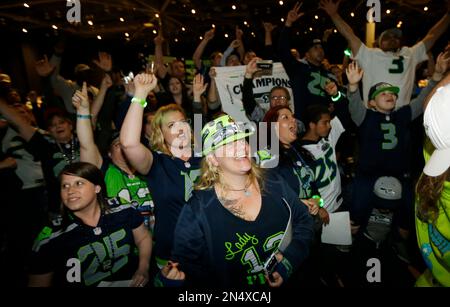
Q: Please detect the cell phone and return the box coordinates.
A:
[255,60,273,77]
[123,72,134,84]
[263,252,278,276]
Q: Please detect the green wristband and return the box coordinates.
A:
[77,114,92,119]
[312,195,324,208]
[131,97,147,108]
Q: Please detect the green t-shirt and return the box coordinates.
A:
[415,140,450,287]
[104,162,155,232]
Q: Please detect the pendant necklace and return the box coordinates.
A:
[224,179,252,197]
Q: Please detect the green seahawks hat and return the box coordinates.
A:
[201,114,254,156]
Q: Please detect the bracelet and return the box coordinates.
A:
[77,114,92,119]
[331,91,342,102]
[131,97,147,108]
[312,195,324,208]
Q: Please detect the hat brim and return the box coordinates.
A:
[203,131,253,156]
[423,147,450,177]
[370,86,400,100]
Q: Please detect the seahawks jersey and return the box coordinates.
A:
[145,150,201,262]
[301,117,345,213]
[29,206,143,287]
[357,107,412,177]
[102,161,155,232]
[355,42,428,108]
[172,173,313,287]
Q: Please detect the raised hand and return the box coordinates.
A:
[319,0,341,17]
[263,22,277,33]
[193,74,208,99]
[93,52,112,72]
[235,26,244,41]
[245,57,262,78]
[204,28,215,41]
[345,61,364,85]
[286,2,304,27]
[133,73,158,99]
[100,74,113,90]
[230,40,241,49]
[35,55,55,77]
[434,51,450,75]
[72,82,90,112]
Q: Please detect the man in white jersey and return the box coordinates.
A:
[300,104,345,214]
[320,0,450,107]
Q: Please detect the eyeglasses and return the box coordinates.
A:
[270,96,287,101]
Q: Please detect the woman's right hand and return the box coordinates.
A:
[133,73,158,99]
[72,82,90,112]
[245,57,262,78]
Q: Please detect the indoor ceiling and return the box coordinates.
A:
[0,0,445,45]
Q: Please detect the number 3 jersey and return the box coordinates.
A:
[355,42,428,108]
[29,206,143,287]
[301,117,345,213]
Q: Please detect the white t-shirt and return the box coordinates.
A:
[2,128,45,189]
[355,42,428,108]
[302,117,345,213]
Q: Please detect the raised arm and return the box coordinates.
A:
[72,82,102,169]
[154,33,168,79]
[206,68,221,110]
[278,2,305,67]
[0,98,36,141]
[421,3,450,51]
[90,74,113,125]
[411,51,450,118]
[319,0,362,56]
[235,26,246,62]
[192,29,215,70]
[242,57,261,119]
[345,61,366,126]
[120,74,157,175]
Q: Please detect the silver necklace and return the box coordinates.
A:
[223,180,252,197]
[57,137,76,164]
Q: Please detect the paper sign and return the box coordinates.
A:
[321,211,352,245]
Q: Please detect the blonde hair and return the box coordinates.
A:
[149,104,188,155]
[196,154,265,191]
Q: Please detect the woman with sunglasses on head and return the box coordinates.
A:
[28,162,151,287]
[156,114,314,287]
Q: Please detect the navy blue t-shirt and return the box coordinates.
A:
[29,206,143,287]
[357,106,412,177]
[171,173,314,287]
[145,150,201,261]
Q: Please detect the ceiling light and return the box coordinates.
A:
[315,15,319,20]
[232,5,236,10]
[22,28,28,33]
[279,1,284,5]
[281,18,284,22]
[152,29,157,34]
[125,33,129,37]
[386,9,391,14]
[120,17,125,22]
[97,35,102,40]
[181,27,186,31]
[350,12,355,17]
[23,3,30,8]
[155,13,160,18]
[191,9,196,14]
[88,20,94,26]
[424,7,428,11]
[224,33,229,38]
